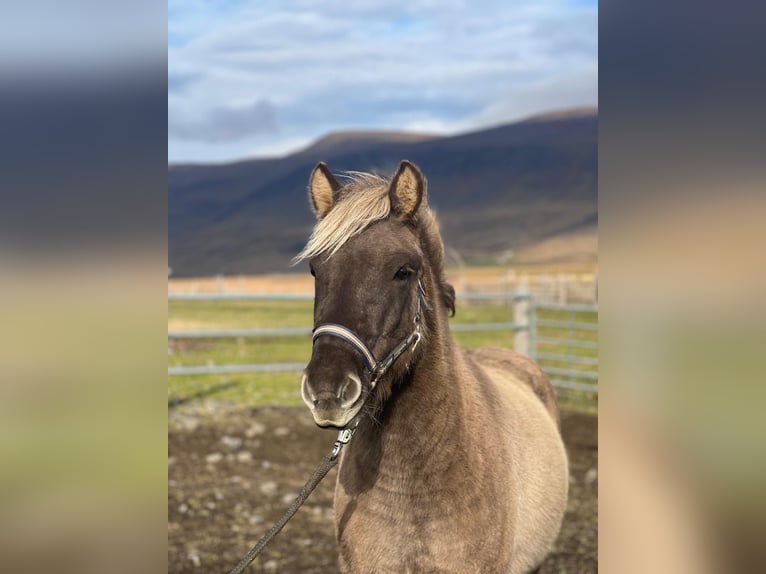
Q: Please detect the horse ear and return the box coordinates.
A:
[309,162,342,219]
[389,160,425,220]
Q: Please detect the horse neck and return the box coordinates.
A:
[350,284,468,479]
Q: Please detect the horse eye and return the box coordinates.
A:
[309,266,316,277]
[394,266,413,281]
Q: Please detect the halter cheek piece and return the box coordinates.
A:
[312,280,426,389]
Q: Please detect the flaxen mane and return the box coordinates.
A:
[294,170,456,315]
[294,173,391,262]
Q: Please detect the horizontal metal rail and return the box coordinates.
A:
[535,303,598,313]
[169,363,306,376]
[536,353,599,366]
[168,322,527,339]
[168,363,598,390]
[169,293,314,301]
[458,292,532,301]
[451,322,524,333]
[549,379,599,393]
[168,292,532,302]
[169,364,601,394]
[536,320,598,332]
[169,365,600,395]
[169,327,312,339]
[542,367,598,381]
[536,337,598,350]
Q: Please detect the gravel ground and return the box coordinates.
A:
[169,405,597,573]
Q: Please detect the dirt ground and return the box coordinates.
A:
[169,406,597,573]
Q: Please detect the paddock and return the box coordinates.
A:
[168,270,598,572]
[168,405,597,573]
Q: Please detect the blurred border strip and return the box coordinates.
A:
[601,0,766,572]
[0,1,168,572]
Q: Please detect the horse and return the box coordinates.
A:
[294,160,569,573]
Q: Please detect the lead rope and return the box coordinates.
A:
[226,425,357,574]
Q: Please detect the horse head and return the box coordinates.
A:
[296,160,445,428]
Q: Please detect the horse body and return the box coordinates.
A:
[334,342,568,573]
[297,161,568,573]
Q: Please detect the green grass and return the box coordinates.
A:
[168,300,597,412]
[168,372,304,408]
[169,300,315,329]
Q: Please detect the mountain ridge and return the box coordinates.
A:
[169,108,597,277]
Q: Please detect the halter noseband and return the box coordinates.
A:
[311,280,426,387]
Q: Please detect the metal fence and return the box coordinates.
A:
[532,302,598,393]
[168,292,598,393]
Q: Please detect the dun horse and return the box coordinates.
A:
[295,160,568,573]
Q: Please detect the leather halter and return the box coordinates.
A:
[312,280,426,386]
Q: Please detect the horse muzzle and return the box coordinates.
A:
[301,372,363,428]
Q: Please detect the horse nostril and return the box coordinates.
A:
[339,374,362,408]
[301,373,316,410]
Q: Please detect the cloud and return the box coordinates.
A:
[168,0,597,162]
[463,69,599,131]
[169,99,278,143]
[168,72,196,93]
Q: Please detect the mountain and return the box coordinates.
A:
[297,130,440,156]
[169,109,597,276]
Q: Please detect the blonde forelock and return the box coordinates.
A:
[294,172,392,262]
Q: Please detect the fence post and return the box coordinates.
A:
[513,285,531,357]
[557,273,567,305]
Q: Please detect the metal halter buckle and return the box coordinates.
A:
[337,428,354,443]
[331,425,357,459]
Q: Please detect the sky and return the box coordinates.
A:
[168,0,597,164]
